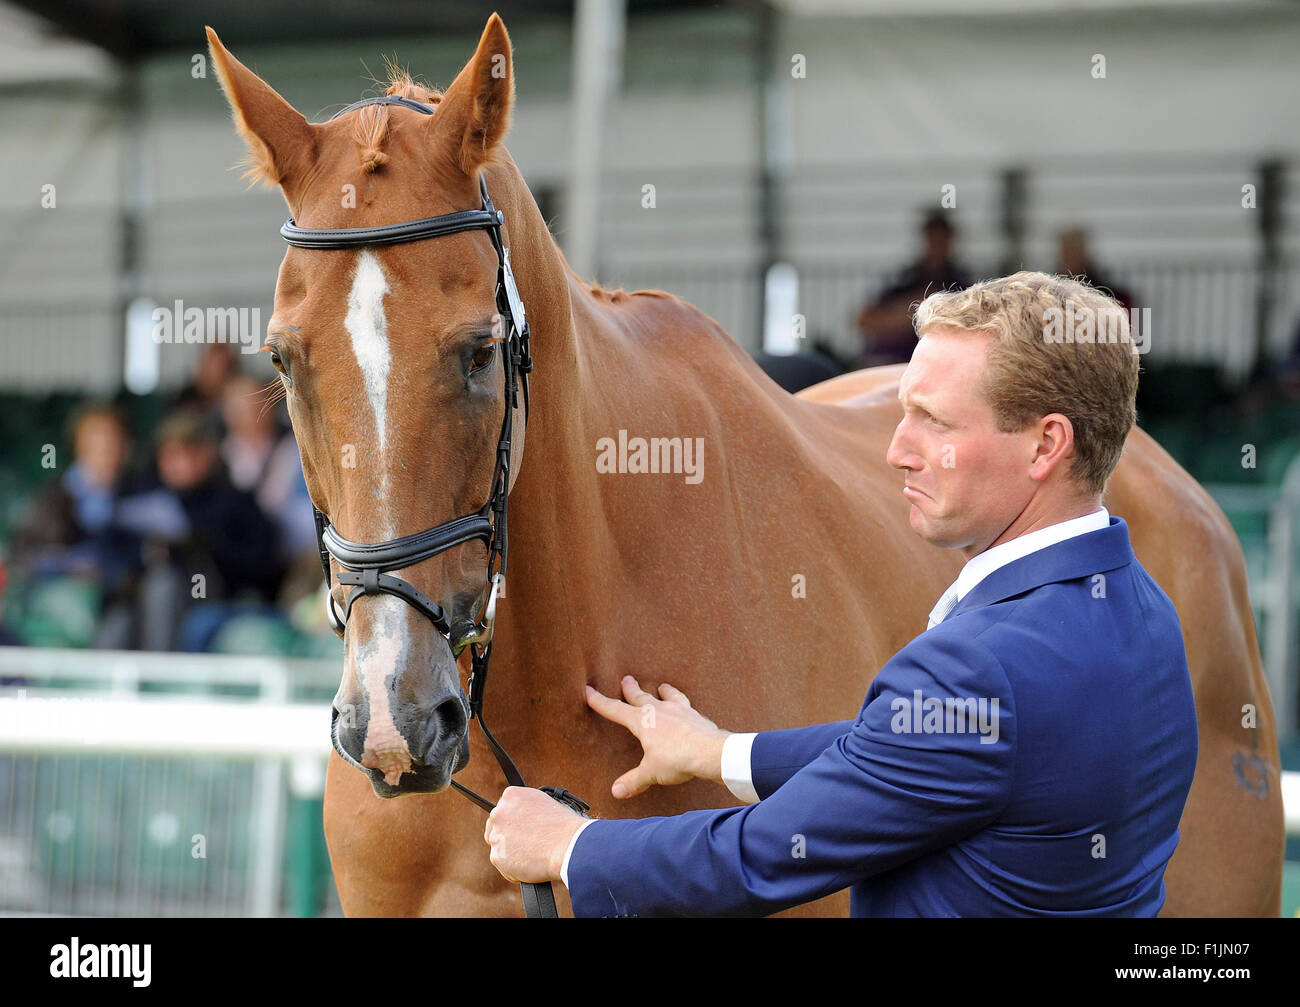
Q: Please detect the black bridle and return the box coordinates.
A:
[283,95,586,918]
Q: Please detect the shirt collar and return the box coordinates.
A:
[954,506,1110,602]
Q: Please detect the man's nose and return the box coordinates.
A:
[886,421,913,471]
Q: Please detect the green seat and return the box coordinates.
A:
[15,576,100,648]
[208,612,297,656]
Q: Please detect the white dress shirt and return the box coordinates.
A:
[560,507,1111,886]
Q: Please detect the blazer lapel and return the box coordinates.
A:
[945,516,1135,623]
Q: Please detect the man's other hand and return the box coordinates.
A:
[585,675,730,799]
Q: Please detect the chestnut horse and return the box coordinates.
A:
[207,16,1282,916]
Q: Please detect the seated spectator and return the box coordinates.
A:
[127,407,285,651]
[9,404,151,647]
[1055,226,1136,313]
[12,404,141,584]
[220,375,280,492]
[220,376,318,564]
[856,210,971,367]
[1275,315,1300,400]
[171,343,240,431]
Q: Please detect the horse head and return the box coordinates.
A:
[208,15,528,798]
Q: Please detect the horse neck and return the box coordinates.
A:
[481,154,601,470]
[486,156,777,621]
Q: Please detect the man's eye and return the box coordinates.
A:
[469,343,497,374]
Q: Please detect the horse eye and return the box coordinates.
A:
[270,351,289,377]
[469,343,497,374]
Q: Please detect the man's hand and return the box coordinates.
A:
[484,787,589,884]
[585,675,731,799]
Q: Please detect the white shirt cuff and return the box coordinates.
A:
[720,731,760,804]
[559,818,598,889]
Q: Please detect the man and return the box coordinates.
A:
[1055,226,1136,314]
[485,271,1198,917]
[855,209,971,368]
[10,404,149,649]
[124,407,283,651]
[12,404,142,592]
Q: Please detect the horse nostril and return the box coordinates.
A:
[419,695,468,763]
[441,694,468,734]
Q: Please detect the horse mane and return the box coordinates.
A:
[352,65,445,174]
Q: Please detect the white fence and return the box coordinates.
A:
[0,647,338,917]
[0,644,1295,918]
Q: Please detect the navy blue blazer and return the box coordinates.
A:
[567,516,1198,916]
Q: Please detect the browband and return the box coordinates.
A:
[282,95,500,249]
[281,206,502,249]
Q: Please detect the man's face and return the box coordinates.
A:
[886,326,1037,556]
[157,439,216,492]
[922,223,953,262]
[75,416,128,489]
[1059,233,1088,275]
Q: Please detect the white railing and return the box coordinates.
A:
[0,647,339,917]
[0,646,339,694]
[1285,772,1300,837]
[0,645,1294,922]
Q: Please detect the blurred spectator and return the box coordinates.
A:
[1055,227,1136,312]
[9,404,150,645]
[128,407,285,651]
[220,375,281,492]
[1275,316,1300,400]
[171,344,240,428]
[856,210,972,367]
[220,376,318,562]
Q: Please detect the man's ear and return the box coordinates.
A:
[430,13,514,175]
[205,26,318,202]
[1033,413,1077,482]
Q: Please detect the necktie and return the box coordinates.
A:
[927,584,960,629]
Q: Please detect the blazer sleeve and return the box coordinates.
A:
[750,721,856,800]
[566,631,1017,917]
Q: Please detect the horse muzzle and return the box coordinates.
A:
[331,694,471,798]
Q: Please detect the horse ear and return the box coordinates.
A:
[205,26,317,195]
[434,13,514,175]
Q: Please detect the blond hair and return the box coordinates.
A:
[913,271,1139,495]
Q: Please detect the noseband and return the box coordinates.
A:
[284,94,586,919]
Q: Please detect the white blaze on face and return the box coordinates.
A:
[345,250,392,461]
[344,250,410,784]
[351,595,413,786]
